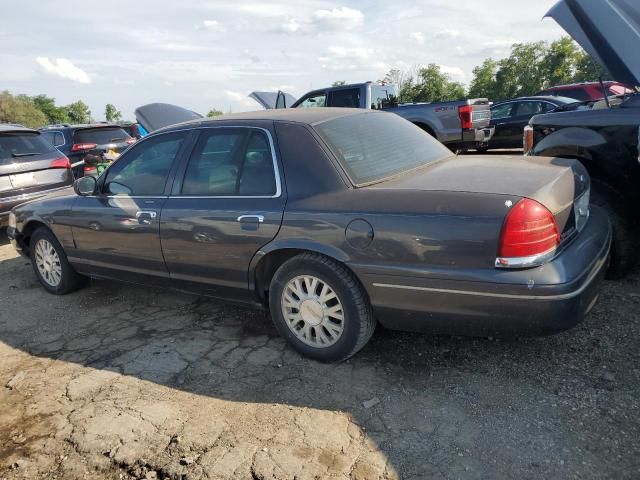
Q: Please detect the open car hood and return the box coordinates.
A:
[545,0,640,88]
[134,103,203,133]
[249,91,298,109]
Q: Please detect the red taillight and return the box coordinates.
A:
[458,104,473,130]
[71,143,97,152]
[126,138,136,145]
[497,198,560,265]
[49,156,71,169]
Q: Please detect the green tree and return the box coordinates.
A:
[31,94,70,124]
[574,51,609,82]
[399,64,465,103]
[468,59,499,99]
[104,103,122,122]
[539,37,581,88]
[494,41,547,99]
[66,100,91,124]
[207,109,223,117]
[331,80,346,87]
[0,91,47,128]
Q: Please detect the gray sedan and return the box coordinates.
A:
[7,108,611,361]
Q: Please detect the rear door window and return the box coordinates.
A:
[329,88,361,108]
[515,101,546,116]
[74,127,131,145]
[181,129,277,196]
[0,132,56,165]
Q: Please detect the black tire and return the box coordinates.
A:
[591,182,638,279]
[30,227,88,294]
[269,253,376,362]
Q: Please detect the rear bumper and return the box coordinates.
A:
[460,127,494,146]
[353,206,611,337]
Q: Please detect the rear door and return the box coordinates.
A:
[69,130,192,283]
[0,131,72,203]
[160,125,286,300]
[489,102,518,148]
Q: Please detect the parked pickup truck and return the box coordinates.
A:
[250,82,494,152]
[525,0,639,277]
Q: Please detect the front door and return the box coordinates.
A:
[160,127,286,300]
[68,130,191,283]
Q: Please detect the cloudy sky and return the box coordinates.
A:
[1,0,566,121]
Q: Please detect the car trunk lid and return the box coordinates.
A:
[135,103,203,133]
[371,154,590,235]
[545,0,640,88]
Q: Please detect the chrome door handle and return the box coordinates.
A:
[237,215,264,223]
[136,210,157,225]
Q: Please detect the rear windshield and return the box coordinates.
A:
[315,112,452,185]
[0,132,56,165]
[73,127,131,145]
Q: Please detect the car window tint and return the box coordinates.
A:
[297,93,326,108]
[181,129,276,196]
[515,102,545,116]
[371,85,397,109]
[239,132,276,195]
[182,130,245,195]
[491,103,515,119]
[316,112,452,185]
[41,131,65,147]
[0,132,56,165]
[104,132,185,196]
[74,127,131,145]
[330,88,360,108]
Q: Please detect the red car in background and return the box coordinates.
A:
[536,81,633,101]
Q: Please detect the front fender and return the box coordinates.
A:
[531,126,607,161]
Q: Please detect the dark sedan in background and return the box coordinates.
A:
[488,96,580,150]
[40,123,135,178]
[8,109,610,361]
[0,125,73,227]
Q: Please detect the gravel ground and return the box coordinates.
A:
[0,232,638,480]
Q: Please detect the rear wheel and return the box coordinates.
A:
[269,253,376,362]
[591,182,638,278]
[30,228,88,294]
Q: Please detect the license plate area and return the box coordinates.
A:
[10,172,36,188]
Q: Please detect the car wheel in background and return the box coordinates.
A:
[269,252,376,362]
[591,181,638,279]
[30,228,88,294]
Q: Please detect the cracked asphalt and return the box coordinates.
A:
[0,231,639,480]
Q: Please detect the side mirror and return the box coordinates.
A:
[74,176,97,196]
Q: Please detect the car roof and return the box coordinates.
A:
[0,124,38,134]
[39,123,125,131]
[541,81,619,90]
[158,108,372,133]
[493,96,578,106]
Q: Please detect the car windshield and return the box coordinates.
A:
[0,132,56,165]
[315,112,452,185]
[74,127,131,145]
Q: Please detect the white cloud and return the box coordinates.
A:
[279,17,301,33]
[35,57,91,84]
[318,46,385,72]
[410,32,425,45]
[200,20,225,32]
[311,7,363,30]
[439,65,465,80]
[435,29,461,39]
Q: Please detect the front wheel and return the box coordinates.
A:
[30,228,88,294]
[269,253,376,362]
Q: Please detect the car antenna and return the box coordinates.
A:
[599,77,611,109]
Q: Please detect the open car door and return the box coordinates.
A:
[545,0,640,88]
[249,91,298,109]
[134,103,203,133]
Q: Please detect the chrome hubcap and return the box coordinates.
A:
[34,239,62,287]
[281,275,345,348]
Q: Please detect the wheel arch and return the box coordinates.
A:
[412,121,437,138]
[250,242,355,305]
[18,218,52,255]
